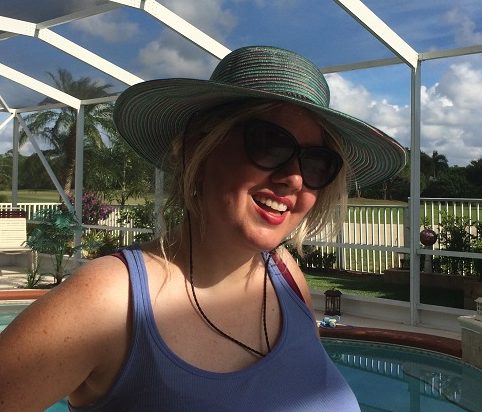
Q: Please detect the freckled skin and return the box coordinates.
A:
[0,103,321,409]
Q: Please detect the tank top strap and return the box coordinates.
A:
[262,251,315,324]
[120,247,153,333]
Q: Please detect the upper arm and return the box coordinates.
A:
[0,256,130,411]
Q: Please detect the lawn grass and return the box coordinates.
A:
[304,269,464,309]
[0,190,149,205]
[0,190,61,203]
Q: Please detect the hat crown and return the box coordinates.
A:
[210,46,330,108]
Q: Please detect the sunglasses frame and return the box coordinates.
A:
[242,119,343,190]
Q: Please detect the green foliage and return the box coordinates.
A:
[64,192,113,224]
[322,253,337,269]
[25,207,82,284]
[472,239,482,281]
[436,213,480,276]
[163,204,184,233]
[82,230,120,259]
[465,158,482,197]
[0,154,12,191]
[285,244,336,269]
[422,167,475,198]
[84,133,154,206]
[20,68,115,194]
[23,254,43,289]
[18,154,57,190]
[118,201,156,243]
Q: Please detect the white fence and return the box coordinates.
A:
[3,198,482,274]
[0,202,150,247]
[304,198,482,274]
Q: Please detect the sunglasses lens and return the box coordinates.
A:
[244,120,342,190]
[300,148,341,189]
[244,122,295,169]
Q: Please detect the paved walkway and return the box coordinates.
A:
[0,266,54,289]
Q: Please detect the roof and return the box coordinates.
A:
[0,0,481,164]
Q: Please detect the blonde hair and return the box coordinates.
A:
[163,100,349,253]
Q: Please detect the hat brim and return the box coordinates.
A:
[113,78,406,188]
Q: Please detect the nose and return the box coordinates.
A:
[270,157,303,191]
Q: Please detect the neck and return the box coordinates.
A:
[169,216,263,288]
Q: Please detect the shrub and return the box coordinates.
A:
[64,192,113,225]
[118,201,156,243]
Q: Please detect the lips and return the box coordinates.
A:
[252,194,291,225]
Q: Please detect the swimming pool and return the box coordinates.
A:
[2,305,481,411]
[0,303,28,332]
[323,338,482,412]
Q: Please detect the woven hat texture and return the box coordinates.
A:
[114,45,406,187]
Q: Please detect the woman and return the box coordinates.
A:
[0,46,405,411]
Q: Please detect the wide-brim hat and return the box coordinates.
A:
[114,45,406,188]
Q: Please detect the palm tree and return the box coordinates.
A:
[20,69,115,194]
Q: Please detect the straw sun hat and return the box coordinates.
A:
[114,45,406,188]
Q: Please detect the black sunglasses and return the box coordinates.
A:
[243,119,342,190]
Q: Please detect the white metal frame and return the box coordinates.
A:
[0,0,481,324]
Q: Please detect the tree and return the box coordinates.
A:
[19,69,115,194]
[465,158,482,197]
[25,208,82,285]
[83,132,154,207]
[0,153,12,191]
[422,166,474,198]
[429,150,449,180]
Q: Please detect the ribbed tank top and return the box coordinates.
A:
[70,247,360,411]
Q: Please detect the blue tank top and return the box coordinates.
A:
[70,247,360,411]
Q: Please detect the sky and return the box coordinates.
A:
[0,0,481,166]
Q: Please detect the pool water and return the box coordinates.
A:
[3,305,481,411]
[0,304,28,332]
[323,338,482,412]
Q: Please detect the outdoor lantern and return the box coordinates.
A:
[397,252,409,270]
[324,288,342,316]
[476,297,482,321]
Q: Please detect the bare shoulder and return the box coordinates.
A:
[275,245,315,312]
[0,255,130,410]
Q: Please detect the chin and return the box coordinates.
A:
[244,231,288,252]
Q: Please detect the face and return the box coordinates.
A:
[198,103,327,253]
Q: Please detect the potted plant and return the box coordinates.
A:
[25,207,82,285]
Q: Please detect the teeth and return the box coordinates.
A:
[255,196,288,212]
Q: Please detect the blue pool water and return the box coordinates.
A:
[2,306,481,411]
[323,338,482,412]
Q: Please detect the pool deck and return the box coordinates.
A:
[1,268,462,357]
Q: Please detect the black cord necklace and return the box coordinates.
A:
[187,212,271,358]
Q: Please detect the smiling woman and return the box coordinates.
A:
[0,45,406,411]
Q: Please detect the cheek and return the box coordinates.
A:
[294,191,318,215]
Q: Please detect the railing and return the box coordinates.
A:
[304,197,482,274]
[4,198,482,274]
[1,202,150,247]
[305,203,407,273]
